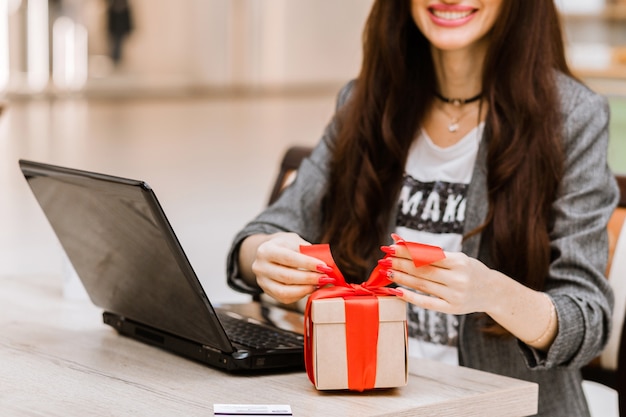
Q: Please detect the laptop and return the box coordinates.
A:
[19,159,305,372]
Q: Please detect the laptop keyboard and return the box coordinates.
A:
[217,311,304,350]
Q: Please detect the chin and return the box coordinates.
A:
[428,31,489,54]
[430,39,477,52]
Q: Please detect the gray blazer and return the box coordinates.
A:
[227,74,619,417]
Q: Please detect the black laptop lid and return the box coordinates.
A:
[19,160,234,353]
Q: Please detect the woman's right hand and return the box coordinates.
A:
[241,232,336,305]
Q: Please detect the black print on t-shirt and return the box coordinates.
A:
[407,303,458,346]
[396,175,468,234]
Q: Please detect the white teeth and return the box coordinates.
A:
[432,10,473,20]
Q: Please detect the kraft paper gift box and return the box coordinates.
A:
[301,236,446,391]
[309,295,408,391]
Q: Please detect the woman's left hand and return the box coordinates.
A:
[383,243,498,315]
[383,240,559,350]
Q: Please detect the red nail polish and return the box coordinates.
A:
[378,258,393,268]
[380,268,395,280]
[388,288,403,297]
[316,264,334,274]
[380,245,396,255]
[318,276,336,286]
[391,233,405,243]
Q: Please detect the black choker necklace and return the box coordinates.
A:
[434,91,482,133]
[434,91,482,106]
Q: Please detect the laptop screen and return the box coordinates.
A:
[20,160,233,352]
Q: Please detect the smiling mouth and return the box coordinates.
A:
[430,8,475,21]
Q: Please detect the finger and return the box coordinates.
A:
[254,260,325,286]
[390,257,449,286]
[381,243,412,261]
[386,267,449,301]
[257,244,333,279]
[268,239,337,273]
[393,287,451,314]
[258,276,316,305]
[381,243,450,270]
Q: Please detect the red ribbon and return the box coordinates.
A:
[301,236,445,391]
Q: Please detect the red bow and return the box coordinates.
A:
[301,236,445,391]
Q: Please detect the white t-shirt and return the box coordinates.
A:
[396,123,484,365]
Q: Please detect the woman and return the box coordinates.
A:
[226,1,618,415]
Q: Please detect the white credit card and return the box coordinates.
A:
[213,404,293,416]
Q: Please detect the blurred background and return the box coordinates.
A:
[0,0,369,96]
[0,2,624,414]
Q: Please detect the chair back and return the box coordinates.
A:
[267,146,313,206]
[582,175,626,416]
[602,177,626,370]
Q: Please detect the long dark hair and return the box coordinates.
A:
[320,0,570,290]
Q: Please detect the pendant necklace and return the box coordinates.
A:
[434,91,482,133]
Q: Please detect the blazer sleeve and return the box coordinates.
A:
[519,75,619,369]
[225,81,355,295]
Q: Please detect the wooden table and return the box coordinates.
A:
[0,274,538,416]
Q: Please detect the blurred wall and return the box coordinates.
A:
[83,0,373,92]
[120,0,371,86]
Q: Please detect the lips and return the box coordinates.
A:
[428,4,477,27]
